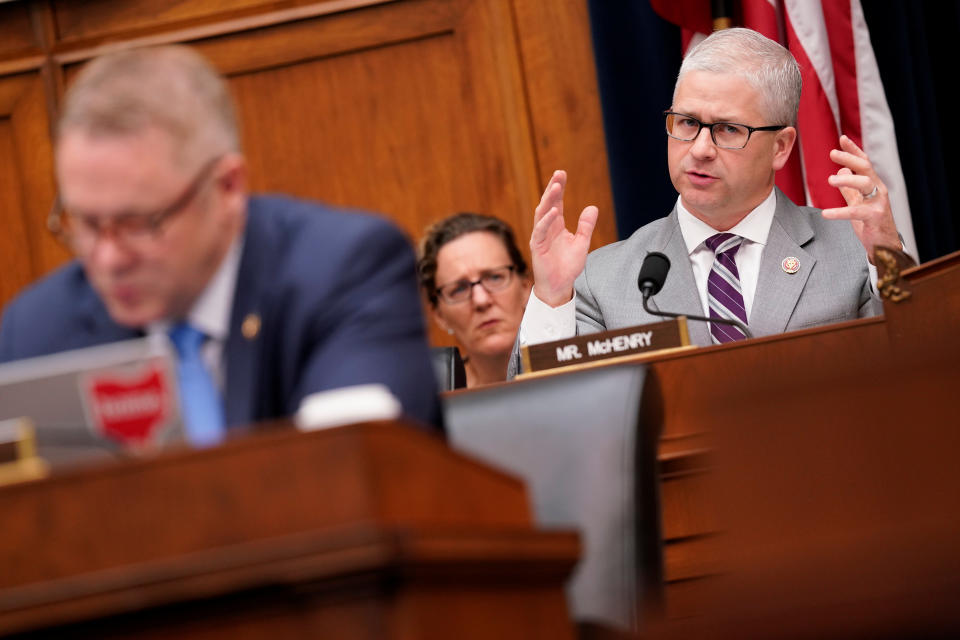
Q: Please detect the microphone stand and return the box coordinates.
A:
[640,287,753,340]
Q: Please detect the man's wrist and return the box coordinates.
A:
[533,284,574,308]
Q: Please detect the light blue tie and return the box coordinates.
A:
[168,323,226,447]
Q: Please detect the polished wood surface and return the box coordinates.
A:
[0,421,579,638]
[646,250,960,633]
[0,0,615,349]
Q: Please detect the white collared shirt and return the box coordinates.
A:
[519,189,777,346]
[677,188,776,320]
[148,238,244,390]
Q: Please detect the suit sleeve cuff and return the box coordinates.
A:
[518,290,577,346]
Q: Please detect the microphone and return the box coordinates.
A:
[637,252,753,340]
[638,251,671,298]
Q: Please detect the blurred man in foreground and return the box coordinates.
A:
[0,46,441,439]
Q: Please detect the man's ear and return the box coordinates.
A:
[217,152,248,216]
[771,126,798,171]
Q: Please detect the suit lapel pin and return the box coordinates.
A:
[781,257,800,274]
[241,313,261,340]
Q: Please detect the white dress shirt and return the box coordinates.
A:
[148,238,244,390]
[679,189,776,322]
[519,189,778,346]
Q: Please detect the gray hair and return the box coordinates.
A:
[675,28,802,126]
[57,45,240,168]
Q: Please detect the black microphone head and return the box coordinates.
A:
[638,252,671,297]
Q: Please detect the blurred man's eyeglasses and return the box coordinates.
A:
[436,265,516,304]
[664,111,787,150]
[47,155,222,254]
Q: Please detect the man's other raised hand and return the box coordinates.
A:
[824,135,900,263]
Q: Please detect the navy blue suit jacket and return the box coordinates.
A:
[0,195,442,430]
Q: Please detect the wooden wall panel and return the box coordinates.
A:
[233,35,506,234]
[512,0,616,253]
[52,0,281,43]
[0,4,41,61]
[0,0,615,350]
[213,0,538,243]
[0,122,35,306]
[195,0,458,75]
[0,72,64,310]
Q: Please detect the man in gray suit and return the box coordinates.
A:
[517,28,900,353]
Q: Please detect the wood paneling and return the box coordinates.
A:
[53,0,289,43]
[220,0,537,241]
[512,0,616,253]
[0,122,34,306]
[0,3,41,61]
[0,0,615,351]
[0,72,64,310]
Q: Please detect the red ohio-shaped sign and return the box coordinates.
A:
[84,364,173,446]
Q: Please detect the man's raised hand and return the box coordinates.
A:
[530,170,598,306]
[823,135,900,263]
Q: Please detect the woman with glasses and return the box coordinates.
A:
[418,213,531,387]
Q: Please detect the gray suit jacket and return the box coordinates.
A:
[509,189,880,375]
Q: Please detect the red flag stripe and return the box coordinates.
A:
[741,0,778,40]
[784,13,846,208]
[820,0,862,146]
[740,0,807,204]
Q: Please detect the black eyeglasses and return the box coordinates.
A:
[47,155,223,254]
[436,265,516,304]
[664,111,787,149]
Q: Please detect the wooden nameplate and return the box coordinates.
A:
[520,317,692,375]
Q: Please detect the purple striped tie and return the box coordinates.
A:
[705,233,748,344]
